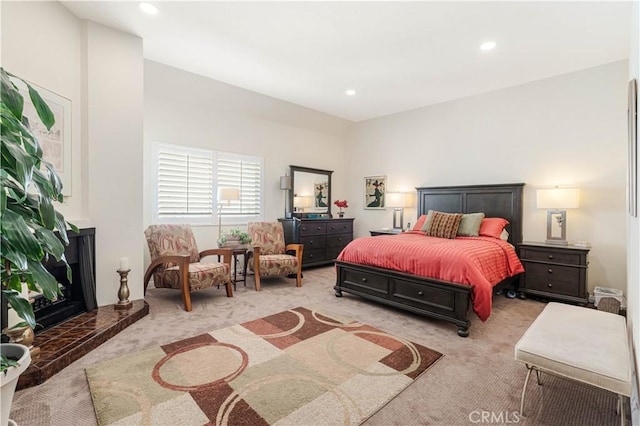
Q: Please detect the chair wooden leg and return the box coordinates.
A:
[180,264,192,311]
[296,267,302,287]
[254,272,261,291]
[225,279,233,297]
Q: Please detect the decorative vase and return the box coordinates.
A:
[1,343,32,426]
[338,212,345,218]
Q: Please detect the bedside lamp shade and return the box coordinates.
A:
[536,188,580,209]
[536,188,579,245]
[386,192,413,230]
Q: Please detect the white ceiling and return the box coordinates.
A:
[62,1,631,122]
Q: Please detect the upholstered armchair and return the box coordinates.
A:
[247,222,303,291]
[143,224,233,311]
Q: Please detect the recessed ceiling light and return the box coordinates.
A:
[345,89,356,96]
[480,41,497,51]
[139,2,158,15]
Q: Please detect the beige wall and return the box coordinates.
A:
[143,60,351,250]
[2,2,144,305]
[348,61,629,296]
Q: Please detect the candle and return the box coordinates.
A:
[119,257,129,271]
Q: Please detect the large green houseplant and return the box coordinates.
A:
[1,67,76,373]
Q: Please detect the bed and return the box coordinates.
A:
[334,183,524,337]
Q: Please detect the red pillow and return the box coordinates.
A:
[412,215,427,231]
[479,218,509,239]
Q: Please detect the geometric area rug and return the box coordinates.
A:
[86,307,442,425]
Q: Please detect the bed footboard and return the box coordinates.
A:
[334,261,472,337]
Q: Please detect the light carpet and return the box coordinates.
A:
[85,306,442,425]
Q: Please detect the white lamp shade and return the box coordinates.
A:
[536,188,579,209]
[280,176,292,190]
[217,187,240,203]
[386,192,412,208]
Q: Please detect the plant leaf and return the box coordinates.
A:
[4,289,36,329]
[0,186,5,216]
[0,238,28,271]
[34,227,64,261]
[26,82,55,130]
[0,68,24,121]
[54,212,69,245]
[1,209,44,261]
[26,259,61,300]
[1,137,36,192]
[38,191,56,229]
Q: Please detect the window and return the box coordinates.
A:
[154,143,262,225]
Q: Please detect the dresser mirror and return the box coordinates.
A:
[289,165,333,218]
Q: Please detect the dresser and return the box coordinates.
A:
[279,218,354,267]
[518,242,590,305]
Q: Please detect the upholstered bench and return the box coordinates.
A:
[515,302,631,425]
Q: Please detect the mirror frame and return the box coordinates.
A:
[289,165,334,218]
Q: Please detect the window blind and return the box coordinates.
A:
[154,144,262,224]
[217,154,262,216]
[156,146,213,219]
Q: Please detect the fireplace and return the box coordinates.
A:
[35,228,97,332]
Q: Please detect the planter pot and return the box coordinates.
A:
[1,343,31,426]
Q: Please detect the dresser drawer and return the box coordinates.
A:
[303,248,327,264]
[327,233,352,248]
[523,262,581,297]
[300,222,327,235]
[327,221,353,235]
[520,248,583,265]
[342,269,388,296]
[300,235,326,249]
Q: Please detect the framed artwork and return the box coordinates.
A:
[314,180,328,209]
[11,78,72,196]
[629,78,638,217]
[364,176,386,209]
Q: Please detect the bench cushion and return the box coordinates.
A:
[515,302,631,396]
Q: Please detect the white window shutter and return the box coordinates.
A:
[156,146,213,220]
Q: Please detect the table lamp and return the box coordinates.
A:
[386,192,413,230]
[217,187,240,240]
[536,187,579,245]
[280,175,292,218]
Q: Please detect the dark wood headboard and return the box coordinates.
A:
[416,183,524,246]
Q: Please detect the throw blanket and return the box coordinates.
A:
[337,231,524,321]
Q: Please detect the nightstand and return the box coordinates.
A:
[369,229,403,236]
[518,242,590,305]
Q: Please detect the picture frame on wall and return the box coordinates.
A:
[364,175,386,209]
[629,78,638,217]
[11,78,72,196]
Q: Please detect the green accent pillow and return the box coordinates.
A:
[421,210,435,231]
[457,212,486,237]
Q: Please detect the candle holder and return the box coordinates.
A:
[3,325,40,360]
[115,269,132,310]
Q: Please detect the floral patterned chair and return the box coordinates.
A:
[247,222,303,291]
[143,224,233,311]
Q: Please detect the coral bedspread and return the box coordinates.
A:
[336,231,524,321]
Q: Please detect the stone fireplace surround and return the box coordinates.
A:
[11,228,150,389]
